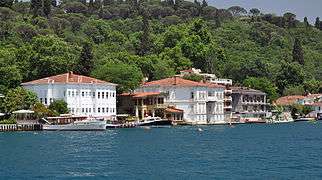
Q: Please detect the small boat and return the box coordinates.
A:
[294,117,316,122]
[138,117,172,126]
[43,118,106,131]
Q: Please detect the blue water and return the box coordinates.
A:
[1,122,322,180]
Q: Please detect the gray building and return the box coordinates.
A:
[231,87,268,118]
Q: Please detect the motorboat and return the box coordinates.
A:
[43,118,106,131]
[137,117,172,126]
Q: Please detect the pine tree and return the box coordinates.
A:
[89,0,94,12]
[0,0,14,8]
[293,38,304,65]
[80,0,86,5]
[137,8,151,56]
[93,0,102,10]
[43,0,51,18]
[201,0,207,8]
[315,17,320,29]
[304,17,309,27]
[30,0,43,17]
[76,43,94,76]
[51,0,57,7]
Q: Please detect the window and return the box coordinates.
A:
[86,108,88,113]
[89,108,91,113]
[102,108,105,113]
[191,92,194,99]
[98,92,100,99]
[106,107,109,113]
[93,108,95,113]
[98,108,101,113]
[76,91,79,96]
[92,92,95,98]
[102,92,105,99]
[45,98,47,104]
[40,98,43,103]
[68,91,71,97]
[106,92,108,99]
[72,91,75,97]
[82,108,84,113]
[82,92,85,97]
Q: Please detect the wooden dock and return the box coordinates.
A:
[0,124,42,132]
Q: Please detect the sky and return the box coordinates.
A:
[207,0,322,23]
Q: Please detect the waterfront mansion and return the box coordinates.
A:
[120,76,226,125]
[22,72,117,118]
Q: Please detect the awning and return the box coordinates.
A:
[13,110,35,114]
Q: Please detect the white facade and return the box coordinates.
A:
[22,73,117,118]
[136,85,225,125]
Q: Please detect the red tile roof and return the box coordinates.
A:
[275,95,305,106]
[22,72,116,85]
[143,77,225,88]
[165,106,184,113]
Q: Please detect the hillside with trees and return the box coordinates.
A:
[0,0,322,111]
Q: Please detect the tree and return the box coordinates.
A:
[201,0,207,8]
[315,17,320,29]
[283,12,296,28]
[183,74,203,82]
[243,77,279,102]
[43,0,51,18]
[250,8,260,16]
[28,35,78,80]
[228,6,247,16]
[30,0,42,17]
[0,87,38,114]
[51,0,57,7]
[292,38,304,65]
[33,102,55,118]
[137,8,151,56]
[283,85,305,96]
[276,62,305,94]
[75,42,93,76]
[92,62,143,92]
[0,0,14,8]
[304,17,309,27]
[48,100,69,115]
[63,1,88,14]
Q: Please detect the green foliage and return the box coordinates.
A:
[0,117,16,124]
[33,102,56,118]
[183,74,204,82]
[0,0,320,99]
[293,38,304,65]
[283,85,305,96]
[0,87,38,113]
[92,62,143,92]
[48,100,69,115]
[243,77,278,102]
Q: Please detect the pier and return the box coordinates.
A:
[0,124,42,132]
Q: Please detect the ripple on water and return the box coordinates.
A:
[1,122,322,179]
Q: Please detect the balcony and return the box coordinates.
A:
[224,97,232,101]
[209,78,233,86]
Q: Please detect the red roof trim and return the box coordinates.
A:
[143,77,225,88]
[22,72,116,86]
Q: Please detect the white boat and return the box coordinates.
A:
[43,119,106,131]
[137,117,172,126]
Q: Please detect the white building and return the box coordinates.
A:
[22,72,117,117]
[135,76,225,124]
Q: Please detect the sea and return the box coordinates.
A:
[1,121,322,180]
